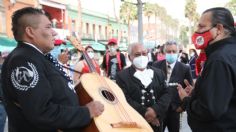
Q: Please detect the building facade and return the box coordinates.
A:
[0,0,128,51]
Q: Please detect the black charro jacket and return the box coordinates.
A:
[153,60,193,111]
[183,37,236,132]
[116,65,171,121]
[2,42,91,132]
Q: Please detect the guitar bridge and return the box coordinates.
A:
[111,122,140,128]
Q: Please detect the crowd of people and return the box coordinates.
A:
[0,6,236,132]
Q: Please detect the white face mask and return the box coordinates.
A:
[71,55,78,61]
[87,52,94,59]
[133,56,149,69]
[109,46,116,53]
[190,52,195,57]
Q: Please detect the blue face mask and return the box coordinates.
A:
[50,46,61,58]
[166,53,178,64]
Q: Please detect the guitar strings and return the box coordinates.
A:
[83,52,125,118]
[84,52,132,121]
[93,73,134,123]
[83,52,133,122]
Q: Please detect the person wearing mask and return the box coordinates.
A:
[156,45,165,62]
[178,7,236,131]
[180,52,189,64]
[73,46,101,84]
[1,7,104,132]
[153,41,193,132]
[116,43,171,132]
[58,48,70,65]
[188,49,198,79]
[177,45,189,64]
[101,38,126,80]
[50,35,69,64]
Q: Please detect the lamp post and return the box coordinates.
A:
[121,0,144,44]
[137,0,144,44]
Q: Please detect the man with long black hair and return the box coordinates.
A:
[178,7,236,131]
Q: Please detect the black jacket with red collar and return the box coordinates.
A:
[183,37,236,131]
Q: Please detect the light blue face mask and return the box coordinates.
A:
[166,53,178,64]
[50,45,66,58]
[50,46,61,58]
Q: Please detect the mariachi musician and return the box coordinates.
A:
[2,7,104,132]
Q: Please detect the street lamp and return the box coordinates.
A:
[121,0,144,44]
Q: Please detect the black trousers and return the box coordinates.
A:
[163,109,180,132]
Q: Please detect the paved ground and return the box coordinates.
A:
[4,112,192,132]
[4,118,7,132]
[164,112,192,132]
[180,112,191,132]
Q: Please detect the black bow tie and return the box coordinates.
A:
[45,53,73,84]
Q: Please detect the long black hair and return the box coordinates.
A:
[204,7,236,36]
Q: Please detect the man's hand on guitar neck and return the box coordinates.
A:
[86,101,104,118]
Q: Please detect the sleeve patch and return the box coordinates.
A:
[11,62,39,91]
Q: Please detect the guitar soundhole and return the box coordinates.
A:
[101,90,116,102]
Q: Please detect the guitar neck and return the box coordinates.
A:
[82,51,97,73]
[67,36,98,73]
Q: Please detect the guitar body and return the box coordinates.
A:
[75,72,153,132]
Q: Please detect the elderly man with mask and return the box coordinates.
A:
[153,41,193,132]
[116,43,171,132]
[178,7,236,131]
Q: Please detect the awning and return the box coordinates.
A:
[90,42,106,51]
[0,36,17,51]
[119,46,127,51]
[0,36,106,52]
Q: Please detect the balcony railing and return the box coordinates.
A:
[53,28,70,40]
[81,33,93,40]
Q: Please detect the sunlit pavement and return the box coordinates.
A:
[4,118,7,132]
[4,112,192,132]
[164,112,192,132]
